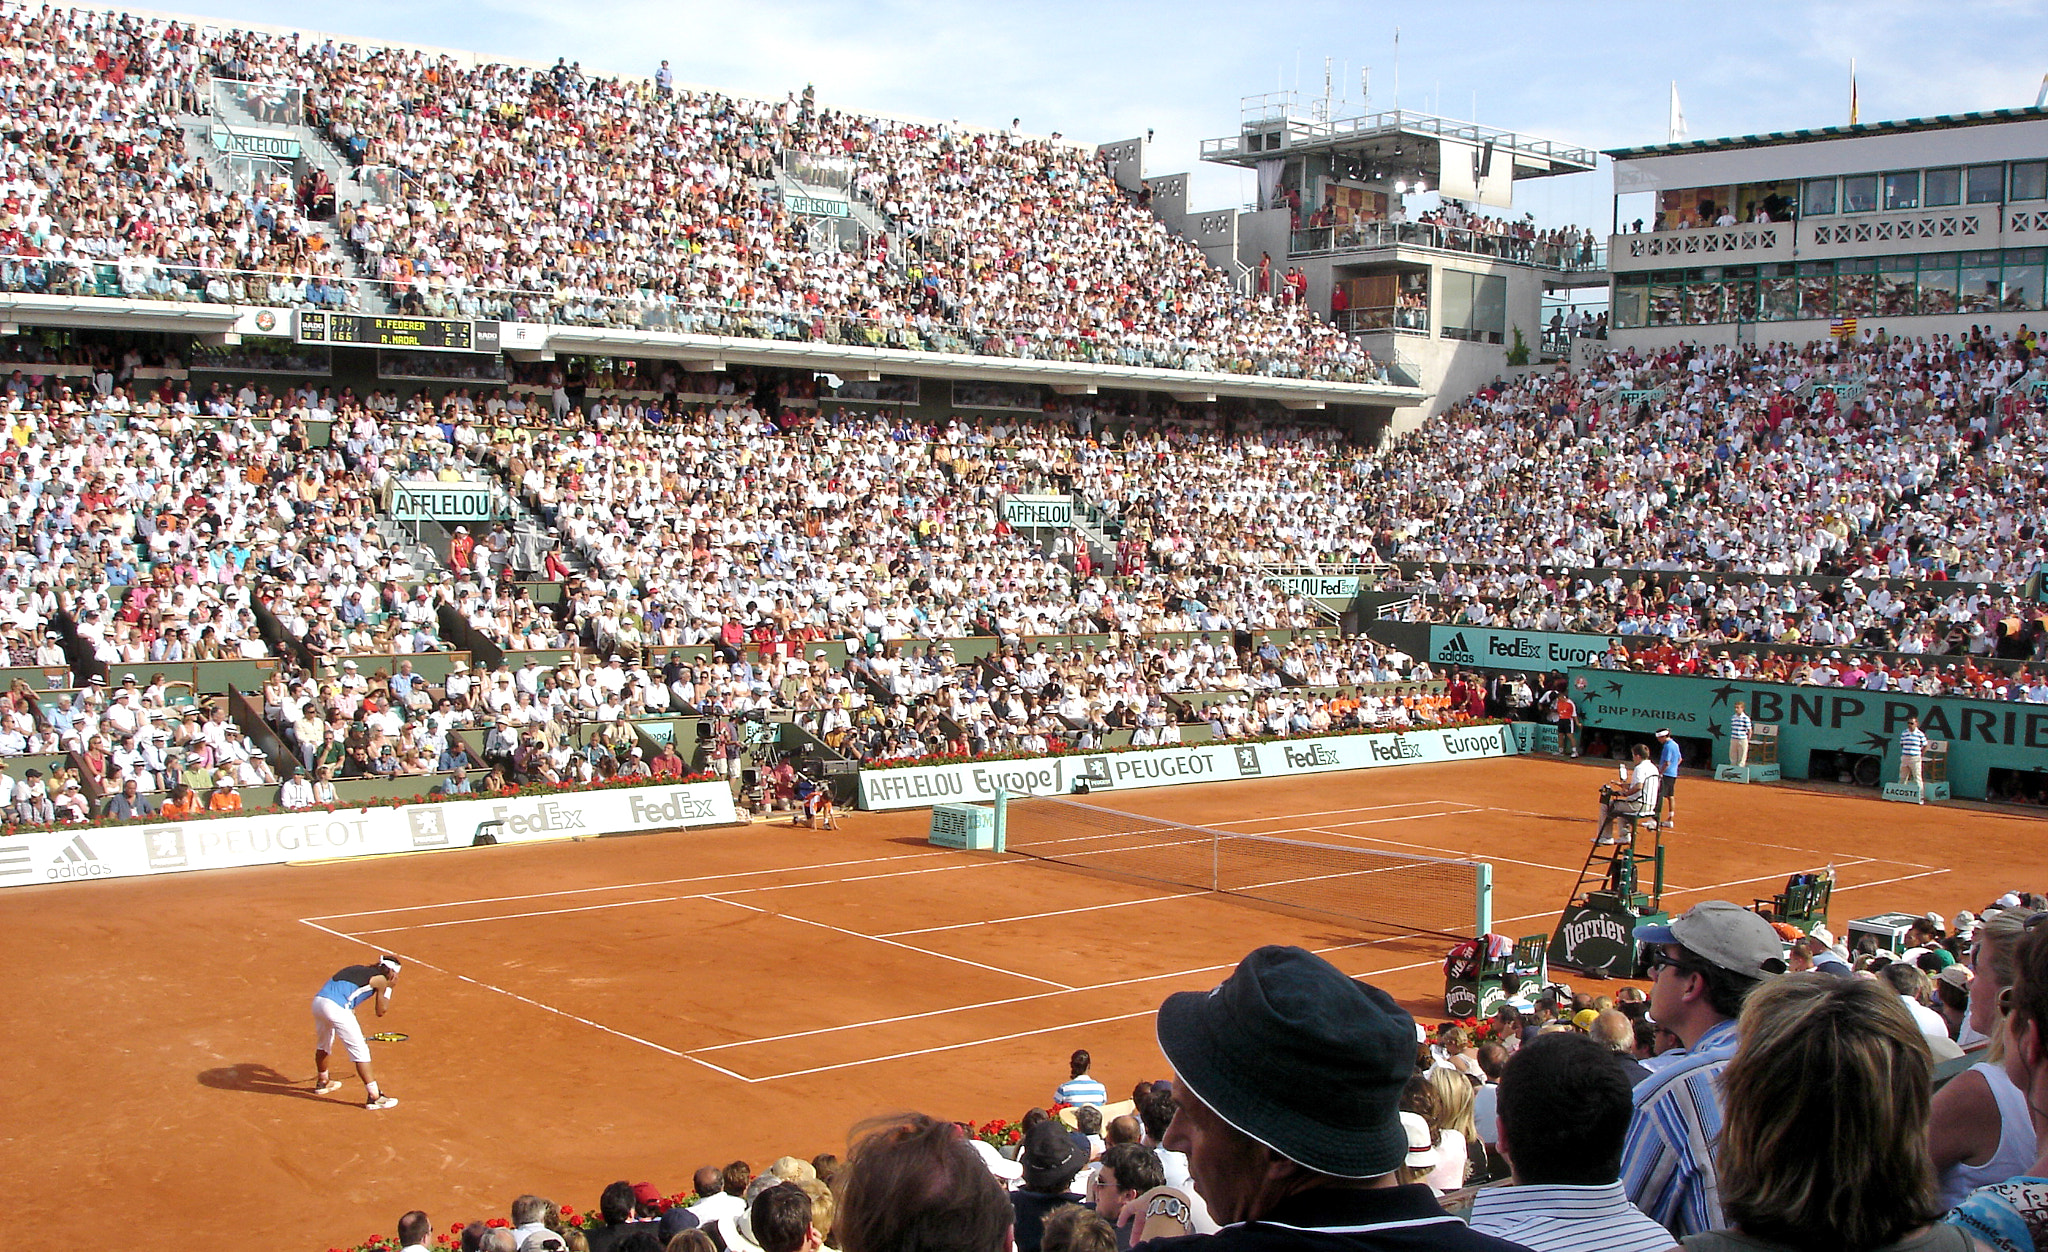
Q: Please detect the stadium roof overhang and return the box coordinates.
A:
[1603,106,2048,160]
[0,291,245,338]
[0,292,1420,409]
[1202,109,1597,183]
[530,324,1423,408]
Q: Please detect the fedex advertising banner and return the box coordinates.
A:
[857,725,1516,811]
[0,780,737,890]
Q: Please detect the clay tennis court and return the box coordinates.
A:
[2,755,2030,1252]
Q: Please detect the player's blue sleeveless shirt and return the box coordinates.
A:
[316,964,383,1009]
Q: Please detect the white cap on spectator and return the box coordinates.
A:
[1400,1112,1439,1169]
[967,1137,1023,1184]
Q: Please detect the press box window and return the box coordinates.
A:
[1883,171,1920,210]
[1968,165,2007,204]
[1841,174,1878,213]
[1801,178,1837,216]
[2011,162,2048,202]
[1924,168,1962,207]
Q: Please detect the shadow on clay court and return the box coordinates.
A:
[198,1062,338,1103]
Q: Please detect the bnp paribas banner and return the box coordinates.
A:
[1567,667,2048,801]
[857,724,1516,812]
[1430,626,1621,671]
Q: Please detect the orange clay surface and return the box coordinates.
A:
[0,755,2031,1252]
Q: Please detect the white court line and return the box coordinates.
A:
[1206,800,1477,825]
[1834,868,1952,892]
[1300,808,1488,829]
[879,892,1206,937]
[306,848,957,921]
[298,917,758,1082]
[336,858,1016,936]
[737,942,1446,1081]
[708,896,1076,991]
[692,934,1419,1055]
[749,1008,1162,1080]
[1481,806,1945,874]
[1671,865,1949,899]
[350,893,694,936]
[728,859,1003,894]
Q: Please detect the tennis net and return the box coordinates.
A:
[996,794,1490,940]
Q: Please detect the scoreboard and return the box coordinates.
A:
[295,312,500,353]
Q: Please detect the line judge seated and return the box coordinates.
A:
[1134,944,1529,1252]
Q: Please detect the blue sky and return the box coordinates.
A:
[186,0,2048,233]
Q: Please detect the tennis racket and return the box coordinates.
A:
[366,1031,409,1042]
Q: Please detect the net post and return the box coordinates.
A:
[1474,861,1494,938]
[992,789,1007,854]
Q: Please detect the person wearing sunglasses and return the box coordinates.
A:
[1619,901,1788,1239]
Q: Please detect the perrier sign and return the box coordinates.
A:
[1567,667,2048,802]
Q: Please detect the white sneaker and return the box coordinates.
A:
[314,1079,345,1095]
[366,1095,399,1110]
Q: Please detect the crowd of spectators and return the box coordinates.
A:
[0,6,361,307]
[477,402,1344,649]
[8,317,2048,795]
[1390,565,2047,662]
[799,632,1448,764]
[0,5,1390,382]
[358,904,2048,1252]
[1407,207,1601,271]
[11,321,2048,795]
[1364,327,2048,577]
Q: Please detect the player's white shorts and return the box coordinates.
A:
[311,994,370,1063]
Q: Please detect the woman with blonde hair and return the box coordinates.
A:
[1437,1023,1486,1080]
[1930,906,2043,1208]
[1685,973,1962,1252]
[1426,1065,1483,1189]
[1399,1071,1469,1193]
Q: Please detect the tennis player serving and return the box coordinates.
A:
[311,954,402,1109]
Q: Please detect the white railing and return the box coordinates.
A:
[1807,210,1987,247]
[1615,224,1787,261]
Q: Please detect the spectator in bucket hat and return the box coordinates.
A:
[1135,945,1526,1252]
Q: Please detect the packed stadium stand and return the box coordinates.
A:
[0,4,1385,382]
[8,10,2048,1252]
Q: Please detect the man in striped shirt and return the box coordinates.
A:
[1726,703,1751,769]
[1470,1032,1673,1252]
[1619,901,1787,1238]
[1898,715,1928,802]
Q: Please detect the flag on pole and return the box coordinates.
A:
[1669,82,1687,142]
[1850,59,1859,125]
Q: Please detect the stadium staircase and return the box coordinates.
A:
[1251,563,1346,627]
[183,90,394,313]
[764,159,890,252]
[1794,372,1869,402]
